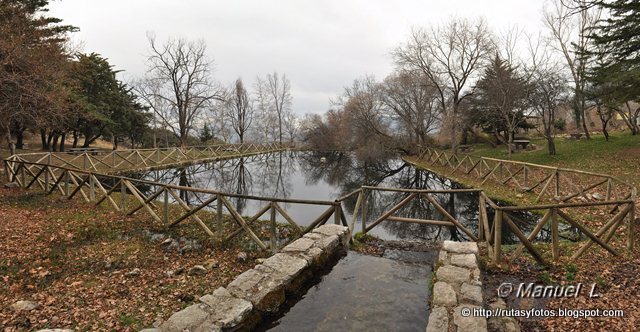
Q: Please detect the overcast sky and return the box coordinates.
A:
[49,0,546,116]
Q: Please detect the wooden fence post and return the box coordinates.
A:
[361,189,367,233]
[551,208,559,261]
[334,204,342,225]
[217,194,223,239]
[20,163,26,186]
[64,170,70,196]
[120,180,127,212]
[478,195,484,241]
[494,209,502,263]
[629,202,635,252]
[44,166,49,192]
[89,175,96,201]
[555,170,560,197]
[270,202,277,252]
[163,188,169,224]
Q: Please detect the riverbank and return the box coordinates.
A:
[408,133,640,331]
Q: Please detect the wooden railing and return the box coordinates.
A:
[5,142,286,175]
[3,159,343,252]
[335,186,481,242]
[414,147,637,265]
[417,147,636,204]
[3,145,635,265]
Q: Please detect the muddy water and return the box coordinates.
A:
[259,250,437,332]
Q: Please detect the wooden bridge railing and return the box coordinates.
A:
[3,159,343,253]
[6,142,287,175]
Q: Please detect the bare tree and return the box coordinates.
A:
[137,34,223,147]
[224,78,253,143]
[544,0,601,139]
[338,76,392,146]
[380,71,442,145]
[256,72,292,144]
[283,110,299,143]
[253,78,277,141]
[393,17,494,153]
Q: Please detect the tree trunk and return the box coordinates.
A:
[15,130,24,150]
[46,132,54,151]
[4,125,16,156]
[59,132,66,152]
[40,129,48,150]
[51,134,60,152]
[580,109,591,139]
[547,136,556,155]
[72,130,78,148]
[508,131,513,159]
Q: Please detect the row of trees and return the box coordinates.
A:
[1,1,150,154]
[304,0,639,157]
[125,34,302,148]
[2,1,301,154]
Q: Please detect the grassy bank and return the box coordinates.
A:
[468,132,640,188]
[408,131,640,331]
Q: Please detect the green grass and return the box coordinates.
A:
[469,132,640,186]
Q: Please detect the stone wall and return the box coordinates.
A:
[147,224,350,332]
[427,241,487,332]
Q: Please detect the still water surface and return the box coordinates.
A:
[130,151,538,243]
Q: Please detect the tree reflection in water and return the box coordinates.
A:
[131,151,538,243]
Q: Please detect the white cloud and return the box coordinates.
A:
[49,0,545,115]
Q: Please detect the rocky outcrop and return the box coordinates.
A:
[155,224,350,331]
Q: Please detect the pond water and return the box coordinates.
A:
[128,151,540,243]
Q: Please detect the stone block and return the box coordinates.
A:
[256,253,308,284]
[472,268,481,282]
[432,282,457,307]
[454,305,487,332]
[281,237,315,253]
[450,253,477,268]
[312,224,348,238]
[436,265,471,285]
[160,303,211,332]
[227,268,286,312]
[426,306,449,332]
[460,283,483,305]
[312,224,350,246]
[281,237,317,264]
[199,287,253,328]
[443,241,478,254]
[438,250,449,265]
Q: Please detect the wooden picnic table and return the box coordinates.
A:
[67,147,102,155]
[459,145,472,153]
[513,139,530,150]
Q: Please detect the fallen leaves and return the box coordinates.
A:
[0,188,258,330]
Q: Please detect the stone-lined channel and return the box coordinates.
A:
[260,249,437,331]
